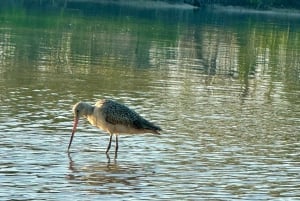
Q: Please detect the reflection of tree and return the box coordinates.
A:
[282,29,300,104]
[201,27,239,77]
[237,27,257,99]
[0,4,299,104]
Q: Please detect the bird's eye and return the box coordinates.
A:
[76,109,79,113]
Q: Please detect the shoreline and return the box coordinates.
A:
[209,5,300,18]
[1,0,300,18]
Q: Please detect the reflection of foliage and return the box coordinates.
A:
[0,3,299,103]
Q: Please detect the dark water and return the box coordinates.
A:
[0,2,299,200]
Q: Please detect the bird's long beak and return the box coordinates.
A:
[68,117,79,151]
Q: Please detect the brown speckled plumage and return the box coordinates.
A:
[98,99,161,131]
[68,99,161,158]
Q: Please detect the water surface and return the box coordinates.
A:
[0,2,299,200]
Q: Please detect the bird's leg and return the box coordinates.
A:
[114,135,119,159]
[106,134,113,154]
[106,153,111,163]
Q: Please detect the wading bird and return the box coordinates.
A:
[68,99,161,158]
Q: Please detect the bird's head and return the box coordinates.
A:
[72,101,91,118]
[68,101,92,151]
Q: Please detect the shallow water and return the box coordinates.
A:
[0,2,299,200]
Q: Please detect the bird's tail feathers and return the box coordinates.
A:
[134,119,162,134]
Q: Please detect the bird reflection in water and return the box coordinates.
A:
[66,152,141,191]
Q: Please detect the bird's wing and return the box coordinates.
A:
[98,99,161,131]
[100,100,140,127]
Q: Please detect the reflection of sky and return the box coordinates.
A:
[0,28,16,68]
